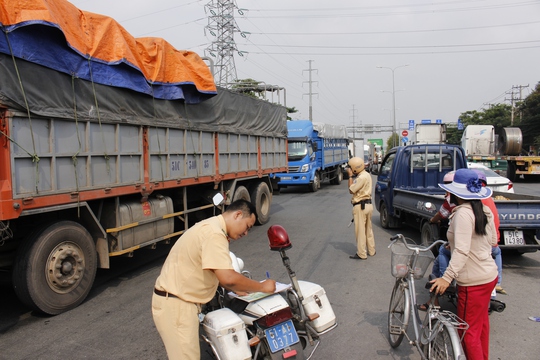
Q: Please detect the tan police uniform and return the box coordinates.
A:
[350,170,376,259]
[152,215,233,360]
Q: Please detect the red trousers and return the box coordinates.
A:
[457,277,498,360]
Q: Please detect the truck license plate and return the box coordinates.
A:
[264,319,299,353]
[504,230,525,245]
[280,176,291,180]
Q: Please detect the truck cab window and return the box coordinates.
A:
[288,141,308,161]
[381,154,395,175]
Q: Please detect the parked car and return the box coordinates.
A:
[467,162,514,193]
[468,159,508,176]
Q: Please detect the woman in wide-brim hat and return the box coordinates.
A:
[429,168,498,360]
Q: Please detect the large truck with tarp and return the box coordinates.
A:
[0,0,288,315]
[276,120,349,192]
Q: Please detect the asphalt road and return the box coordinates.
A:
[1,176,539,359]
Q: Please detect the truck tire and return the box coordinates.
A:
[331,168,343,185]
[232,186,251,202]
[380,203,400,229]
[250,182,272,225]
[380,203,391,229]
[12,221,97,315]
[507,161,517,182]
[309,172,320,192]
[421,222,440,254]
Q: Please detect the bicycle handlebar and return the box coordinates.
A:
[388,234,446,253]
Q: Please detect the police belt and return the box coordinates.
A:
[352,199,372,210]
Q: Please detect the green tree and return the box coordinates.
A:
[386,132,399,149]
[458,103,512,135]
[518,82,540,149]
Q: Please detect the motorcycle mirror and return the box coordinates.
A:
[212,192,225,206]
[267,224,292,251]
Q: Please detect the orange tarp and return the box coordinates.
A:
[0,0,216,94]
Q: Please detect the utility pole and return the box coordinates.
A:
[350,105,357,156]
[377,65,409,148]
[505,84,529,125]
[303,60,318,122]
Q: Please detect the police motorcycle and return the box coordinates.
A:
[200,194,337,360]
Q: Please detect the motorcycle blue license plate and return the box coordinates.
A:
[264,319,300,353]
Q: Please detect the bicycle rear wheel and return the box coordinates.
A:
[423,320,465,360]
[388,279,410,348]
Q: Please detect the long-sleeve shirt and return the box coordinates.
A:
[442,203,498,287]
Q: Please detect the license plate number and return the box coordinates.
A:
[504,230,525,245]
[280,176,291,180]
[264,319,299,353]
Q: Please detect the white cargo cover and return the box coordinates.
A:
[312,122,348,139]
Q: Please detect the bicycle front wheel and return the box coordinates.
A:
[423,320,465,360]
[388,279,410,348]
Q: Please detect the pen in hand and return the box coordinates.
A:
[266,271,270,279]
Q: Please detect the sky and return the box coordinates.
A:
[70,0,540,143]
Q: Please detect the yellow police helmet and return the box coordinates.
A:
[348,157,365,175]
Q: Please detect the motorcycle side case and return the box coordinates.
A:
[202,308,252,360]
[298,280,337,333]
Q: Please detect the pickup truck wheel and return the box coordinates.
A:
[250,182,271,225]
[232,186,251,202]
[421,222,440,254]
[12,221,97,315]
[380,203,391,229]
[309,173,320,192]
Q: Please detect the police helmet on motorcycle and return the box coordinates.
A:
[348,157,365,175]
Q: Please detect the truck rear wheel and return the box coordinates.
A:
[507,161,517,182]
[250,182,271,225]
[331,168,343,185]
[232,186,251,202]
[12,221,97,315]
[421,222,440,255]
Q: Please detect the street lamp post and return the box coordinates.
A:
[377,65,409,148]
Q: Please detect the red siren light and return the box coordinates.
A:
[267,225,292,251]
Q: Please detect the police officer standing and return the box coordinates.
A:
[346,157,376,260]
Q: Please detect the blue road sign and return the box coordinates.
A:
[402,136,409,143]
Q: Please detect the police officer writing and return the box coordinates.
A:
[347,157,376,260]
[152,199,276,359]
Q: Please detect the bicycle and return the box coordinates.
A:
[387,234,469,360]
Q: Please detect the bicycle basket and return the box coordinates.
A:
[390,242,435,279]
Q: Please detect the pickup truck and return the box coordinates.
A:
[374,144,540,254]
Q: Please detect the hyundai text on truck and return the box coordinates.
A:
[275,120,349,192]
[374,144,540,254]
[0,0,288,314]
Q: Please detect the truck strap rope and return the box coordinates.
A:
[3,32,40,193]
